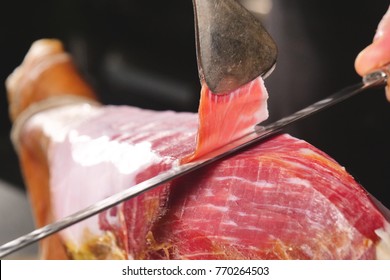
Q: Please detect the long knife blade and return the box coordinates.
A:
[0,68,388,258]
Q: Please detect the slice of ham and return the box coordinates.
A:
[182,79,268,162]
[6,39,390,260]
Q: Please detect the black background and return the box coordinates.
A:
[0,0,389,208]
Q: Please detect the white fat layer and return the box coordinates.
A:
[375,221,390,260]
[221,220,238,227]
[207,235,240,243]
[228,194,240,201]
[285,178,312,188]
[215,176,274,188]
[237,211,257,217]
[69,131,159,174]
[47,111,163,247]
[203,188,214,197]
[205,204,229,212]
[299,148,319,157]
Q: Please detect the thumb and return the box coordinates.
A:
[355,6,390,99]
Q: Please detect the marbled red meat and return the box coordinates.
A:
[154,134,385,259]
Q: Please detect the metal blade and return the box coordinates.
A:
[0,68,388,258]
[193,0,278,93]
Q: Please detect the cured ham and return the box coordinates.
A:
[182,79,268,163]
[5,39,390,260]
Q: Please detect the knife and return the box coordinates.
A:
[0,66,388,258]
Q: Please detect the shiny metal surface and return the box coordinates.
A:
[193,0,278,93]
[0,66,388,258]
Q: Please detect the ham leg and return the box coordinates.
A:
[5,39,390,260]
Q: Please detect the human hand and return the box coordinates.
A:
[355,6,390,99]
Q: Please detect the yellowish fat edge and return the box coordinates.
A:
[142,231,174,259]
[65,230,127,260]
[375,221,390,260]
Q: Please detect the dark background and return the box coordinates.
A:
[0,0,389,208]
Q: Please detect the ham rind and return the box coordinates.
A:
[6,39,390,260]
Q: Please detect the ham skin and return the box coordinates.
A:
[5,39,390,260]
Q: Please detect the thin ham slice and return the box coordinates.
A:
[182,78,268,162]
[6,39,390,260]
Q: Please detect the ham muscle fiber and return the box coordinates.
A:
[5,39,390,260]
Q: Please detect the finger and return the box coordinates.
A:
[355,6,390,76]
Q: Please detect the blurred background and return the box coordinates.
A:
[0,0,389,257]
